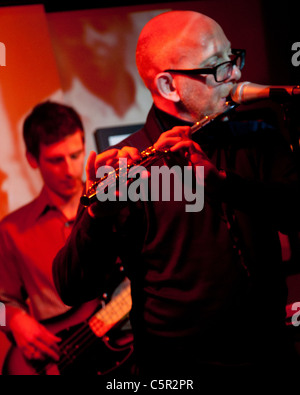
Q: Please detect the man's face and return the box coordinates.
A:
[36,131,85,200]
[171,22,242,122]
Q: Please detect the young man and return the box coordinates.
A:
[53,11,300,384]
[0,102,85,363]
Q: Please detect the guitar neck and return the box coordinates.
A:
[89,279,132,338]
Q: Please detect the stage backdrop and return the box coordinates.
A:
[0,0,288,373]
[0,5,63,220]
[0,4,64,370]
[0,0,270,219]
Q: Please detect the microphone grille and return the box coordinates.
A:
[230,81,251,104]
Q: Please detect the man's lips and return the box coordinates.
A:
[61,179,79,188]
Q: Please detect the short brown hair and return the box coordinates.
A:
[23,101,85,160]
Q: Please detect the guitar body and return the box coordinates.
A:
[3,283,134,376]
[3,347,59,376]
[3,327,133,376]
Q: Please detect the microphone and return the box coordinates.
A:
[231,81,300,104]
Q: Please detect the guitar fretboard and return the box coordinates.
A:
[89,279,132,338]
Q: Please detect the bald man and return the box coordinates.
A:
[53,11,300,383]
[136,11,239,121]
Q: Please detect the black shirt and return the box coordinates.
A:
[53,105,300,373]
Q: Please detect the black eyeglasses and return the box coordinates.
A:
[164,49,246,83]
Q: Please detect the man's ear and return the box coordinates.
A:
[155,72,180,102]
[26,151,39,169]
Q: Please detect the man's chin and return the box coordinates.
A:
[220,97,229,109]
[57,187,81,201]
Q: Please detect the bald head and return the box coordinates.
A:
[136,11,226,92]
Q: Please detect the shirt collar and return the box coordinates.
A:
[153,105,235,150]
[141,105,193,147]
[154,106,194,132]
[32,187,59,222]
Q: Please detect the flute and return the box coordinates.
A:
[80,101,237,207]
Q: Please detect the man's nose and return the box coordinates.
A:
[231,65,242,82]
[64,158,75,177]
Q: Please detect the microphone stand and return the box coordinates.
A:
[263,89,300,176]
[281,98,300,276]
[280,97,300,177]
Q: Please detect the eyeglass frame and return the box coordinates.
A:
[164,49,246,83]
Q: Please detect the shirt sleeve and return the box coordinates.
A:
[52,204,121,307]
[0,222,28,332]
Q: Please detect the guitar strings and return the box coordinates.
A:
[58,328,134,376]
[36,318,111,374]
[57,291,131,371]
[57,320,133,375]
[56,313,131,374]
[35,321,93,374]
[35,288,132,374]
[57,325,100,372]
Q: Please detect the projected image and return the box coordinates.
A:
[0,168,8,220]
[48,8,168,154]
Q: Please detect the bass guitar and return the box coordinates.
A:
[3,278,133,375]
